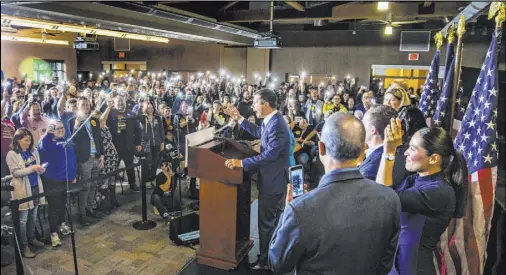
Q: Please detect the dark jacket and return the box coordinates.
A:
[69,117,104,163]
[241,112,290,195]
[106,109,142,153]
[359,146,408,191]
[269,168,401,275]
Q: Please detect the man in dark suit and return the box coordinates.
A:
[225,89,291,270]
[359,105,408,190]
[107,95,142,192]
[69,97,105,225]
[269,113,400,275]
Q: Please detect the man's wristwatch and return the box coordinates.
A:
[382,153,396,161]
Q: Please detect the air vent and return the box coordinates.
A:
[114,38,130,52]
[400,31,431,52]
[192,19,218,29]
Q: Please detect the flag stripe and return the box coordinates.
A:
[464,179,482,275]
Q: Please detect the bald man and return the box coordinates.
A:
[269,113,401,275]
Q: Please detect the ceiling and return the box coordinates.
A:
[0,1,496,45]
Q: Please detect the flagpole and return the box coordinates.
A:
[450,15,466,131]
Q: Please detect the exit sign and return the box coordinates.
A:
[118,52,125,58]
[408,53,420,61]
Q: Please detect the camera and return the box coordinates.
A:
[1,176,14,192]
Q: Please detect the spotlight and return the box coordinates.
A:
[346,74,351,79]
[377,2,389,11]
[301,71,306,78]
[384,25,393,35]
[78,74,82,79]
[130,69,135,74]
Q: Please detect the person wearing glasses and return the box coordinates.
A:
[38,120,77,247]
[6,128,47,258]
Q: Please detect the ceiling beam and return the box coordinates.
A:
[285,1,305,12]
[1,2,254,45]
[217,2,336,23]
[219,1,239,12]
[218,2,461,23]
[331,2,461,21]
[441,2,490,36]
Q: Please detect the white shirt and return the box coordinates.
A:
[262,110,278,126]
[365,144,383,158]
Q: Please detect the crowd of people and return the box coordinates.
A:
[0,69,467,275]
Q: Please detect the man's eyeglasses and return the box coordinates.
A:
[55,127,64,131]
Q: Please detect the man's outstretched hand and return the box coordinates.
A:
[224,106,243,122]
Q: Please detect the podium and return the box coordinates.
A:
[187,135,258,270]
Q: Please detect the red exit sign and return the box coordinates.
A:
[409,53,420,61]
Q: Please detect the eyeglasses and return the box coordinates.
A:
[55,127,64,131]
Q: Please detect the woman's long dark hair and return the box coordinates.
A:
[400,106,427,146]
[418,127,468,218]
[10,128,35,153]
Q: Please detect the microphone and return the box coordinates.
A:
[213,121,234,135]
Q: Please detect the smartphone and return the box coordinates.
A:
[289,165,304,199]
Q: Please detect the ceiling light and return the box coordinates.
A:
[1,15,169,43]
[384,25,393,35]
[1,33,69,45]
[377,2,389,11]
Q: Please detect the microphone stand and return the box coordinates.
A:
[171,114,183,221]
[60,100,106,275]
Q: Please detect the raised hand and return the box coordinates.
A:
[383,117,403,155]
[224,106,242,121]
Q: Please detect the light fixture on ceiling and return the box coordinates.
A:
[1,33,69,45]
[1,15,169,43]
[377,2,389,11]
[384,25,393,35]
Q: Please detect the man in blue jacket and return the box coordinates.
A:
[225,88,291,270]
[269,113,401,274]
[359,105,408,190]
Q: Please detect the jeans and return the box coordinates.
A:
[19,186,39,246]
[117,149,137,188]
[297,152,310,171]
[77,157,101,216]
[41,177,67,233]
[151,191,182,217]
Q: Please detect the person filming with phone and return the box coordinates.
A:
[224,88,291,271]
[269,113,401,275]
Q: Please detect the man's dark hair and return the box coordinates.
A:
[254,88,278,109]
[321,113,365,161]
[365,105,397,140]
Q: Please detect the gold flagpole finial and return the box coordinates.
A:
[457,14,466,37]
[435,31,443,50]
[488,2,505,19]
[447,24,456,44]
[493,3,505,28]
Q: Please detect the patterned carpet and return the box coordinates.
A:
[1,185,197,275]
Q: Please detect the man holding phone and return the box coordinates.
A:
[269,113,401,275]
[224,88,291,271]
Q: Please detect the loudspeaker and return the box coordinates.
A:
[169,212,200,246]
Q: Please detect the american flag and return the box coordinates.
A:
[454,80,466,121]
[438,28,499,275]
[419,49,440,117]
[433,57,455,129]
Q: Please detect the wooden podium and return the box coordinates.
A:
[187,137,258,270]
